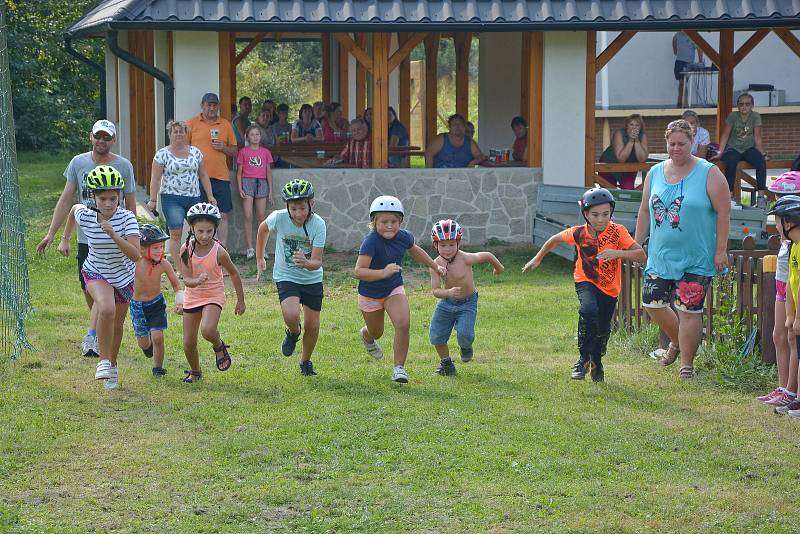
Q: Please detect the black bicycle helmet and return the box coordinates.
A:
[139,224,169,246]
[580,187,616,213]
[768,194,800,216]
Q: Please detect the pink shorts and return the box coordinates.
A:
[81,270,134,304]
[776,280,787,303]
[358,286,406,313]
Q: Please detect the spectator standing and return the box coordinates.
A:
[673,32,703,108]
[232,96,252,147]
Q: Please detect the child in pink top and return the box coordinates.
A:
[236,125,274,259]
[179,203,246,383]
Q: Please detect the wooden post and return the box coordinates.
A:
[527,32,543,168]
[398,33,412,142]
[424,33,440,148]
[585,31,597,187]
[356,33,367,116]
[716,30,734,143]
[455,33,471,119]
[218,32,234,120]
[520,33,531,119]
[322,33,331,103]
[338,34,349,117]
[372,33,390,169]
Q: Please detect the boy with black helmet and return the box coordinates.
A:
[130,223,184,378]
[523,187,645,382]
[255,178,326,376]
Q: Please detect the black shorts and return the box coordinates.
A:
[674,60,689,80]
[201,178,233,213]
[276,281,324,312]
[183,303,223,314]
[642,272,712,314]
[77,243,89,290]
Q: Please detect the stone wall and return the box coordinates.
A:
[223,168,541,253]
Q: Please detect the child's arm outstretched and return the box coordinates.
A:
[469,251,504,274]
[255,220,270,281]
[57,204,81,257]
[596,241,647,263]
[522,233,564,272]
[163,260,184,314]
[218,248,246,315]
[408,244,448,277]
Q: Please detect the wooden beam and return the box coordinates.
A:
[595,31,636,73]
[334,32,373,72]
[398,33,412,146]
[734,29,769,66]
[372,33,390,168]
[717,30,734,143]
[234,32,266,65]
[527,32,543,168]
[321,34,331,103]
[143,31,156,189]
[455,32,472,119]
[424,33,440,149]
[388,32,427,72]
[218,32,234,120]
[773,28,800,59]
[355,33,367,117]
[684,31,721,67]
[585,31,597,187]
[520,32,531,119]
[338,34,349,118]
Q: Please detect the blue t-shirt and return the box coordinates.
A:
[358,229,414,298]
[266,209,326,285]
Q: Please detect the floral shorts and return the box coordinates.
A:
[642,273,712,314]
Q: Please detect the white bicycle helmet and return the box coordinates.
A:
[369,195,404,218]
[186,202,221,225]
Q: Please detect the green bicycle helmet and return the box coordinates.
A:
[86,165,124,191]
[281,179,315,201]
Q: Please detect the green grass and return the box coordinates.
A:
[1,154,798,532]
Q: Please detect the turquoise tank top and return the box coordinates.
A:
[645,158,718,279]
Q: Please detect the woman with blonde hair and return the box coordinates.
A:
[598,114,650,190]
[681,110,711,158]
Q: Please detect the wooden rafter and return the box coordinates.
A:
[334,32,373,72]
[338,37,349,117]
[733,29,769,66]
[234,32,266,65]
[684,31,721,67]
[388,32,427,72]
[398,33,412,144]
[595,31,636,73]
[773,28,800,59]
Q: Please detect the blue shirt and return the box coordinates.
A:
[433,134,473,168]
[266,209,326,284]
[645,158,718,279]
[358,229,415,298]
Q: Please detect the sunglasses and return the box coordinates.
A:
[93,132,113,141]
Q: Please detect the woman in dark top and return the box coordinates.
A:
[388,107,409,168]
[599,114,649,190]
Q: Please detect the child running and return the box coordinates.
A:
[255,178,326,376]
[130,224,184,378]
[59,165,140,389]
[523,188,645,382]
[236,124,274,259]
[179,203,246,383]
[428,219,504,376]
[354,195,447,383]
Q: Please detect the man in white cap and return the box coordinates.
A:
[36,119,137,357]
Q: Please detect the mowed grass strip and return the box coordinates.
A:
[0,153,797,532]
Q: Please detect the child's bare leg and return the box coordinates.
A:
[86,282,116,362]
[242,196,254,249]
[361,310,385,342]
[109,302,128,367]
[435,344,450,359]
[280,296,301,335]
[151,330,165,369]
[301,306,320,362]
[254,197,267,230]
[200,305,227,368]
[183,311,203,372]
[775,299,790,388]
[169,228,182,265]
[385,294,411,367]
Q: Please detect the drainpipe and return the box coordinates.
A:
[107,30,174,126]
[64,35,106,119]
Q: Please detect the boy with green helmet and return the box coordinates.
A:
[255,178,326,376]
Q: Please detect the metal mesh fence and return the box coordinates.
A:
[0,6,33,360]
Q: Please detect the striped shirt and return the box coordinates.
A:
[75,205,139,289]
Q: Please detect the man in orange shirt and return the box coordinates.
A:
[186,92,238,246]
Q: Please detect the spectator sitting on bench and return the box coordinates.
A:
[711,92,767,208]
[598,114,649,190]
[682,110,710,159]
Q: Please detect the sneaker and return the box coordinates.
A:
[757,388,781,402]
[81,334,98,358]
[281,328,301,357]
[300,360,317,376]
[787,407,800,418]
[152,367,166,378]
[590,361,604,383]
[571,359,589,380]
[103,367,118,389]
[765,391,795,407]
[392,365,409,383]
[756,196,768,210]
[361,327,383,359]
[435,358,457,376]
[95,359,113,380]
[246,248,255,260]
[775,399,800,415]
[460,347,473,363]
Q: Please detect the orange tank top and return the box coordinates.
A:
[182,240,226,309]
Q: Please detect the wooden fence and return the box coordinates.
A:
[615,235,782,363]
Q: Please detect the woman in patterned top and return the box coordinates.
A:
[148,120,216,264]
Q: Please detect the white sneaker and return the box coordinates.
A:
[103,367,119,389]
[787,408,800,418]
[246,248,255,260]
[360,328,383,359]
[81,334,98,357]
[392,365,409,383]
[95,359,113,380]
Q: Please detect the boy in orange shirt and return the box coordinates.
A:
[523,188,645,382]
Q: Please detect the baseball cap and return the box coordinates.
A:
[201,92,220,104]
[92,120,116,137]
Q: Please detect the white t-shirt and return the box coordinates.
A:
[75,205,139,289]
[691,126,711,156]
[153,145,204,197]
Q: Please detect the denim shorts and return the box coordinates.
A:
[129,293,168,337]
[429,291,478,348]
[160,193,201,230]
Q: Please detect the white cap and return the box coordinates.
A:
[92,120,116,137]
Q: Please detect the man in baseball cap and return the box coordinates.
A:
[201,92,220,104]
[91,119,117,138]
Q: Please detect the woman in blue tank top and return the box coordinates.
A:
[634,119,730,379]
[426,114,485,168]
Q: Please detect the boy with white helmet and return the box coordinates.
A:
[429,219,504,376]
[354,195,446,383]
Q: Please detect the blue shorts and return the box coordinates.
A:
[201,178,233,214]
[429,291,478,348]
[129,293,168,338]
[160,193,201,230]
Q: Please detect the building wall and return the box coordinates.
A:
[152,30,169,148]
[173,32,219,122]
[478,33,522,154]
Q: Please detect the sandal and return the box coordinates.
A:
[214,342,232,372]
[659,342,680,367]
[679,365,696,379]
[182,369,202,383]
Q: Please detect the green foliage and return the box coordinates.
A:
[5,0,103,151]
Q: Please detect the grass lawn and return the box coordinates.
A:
[0,153,797,533]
